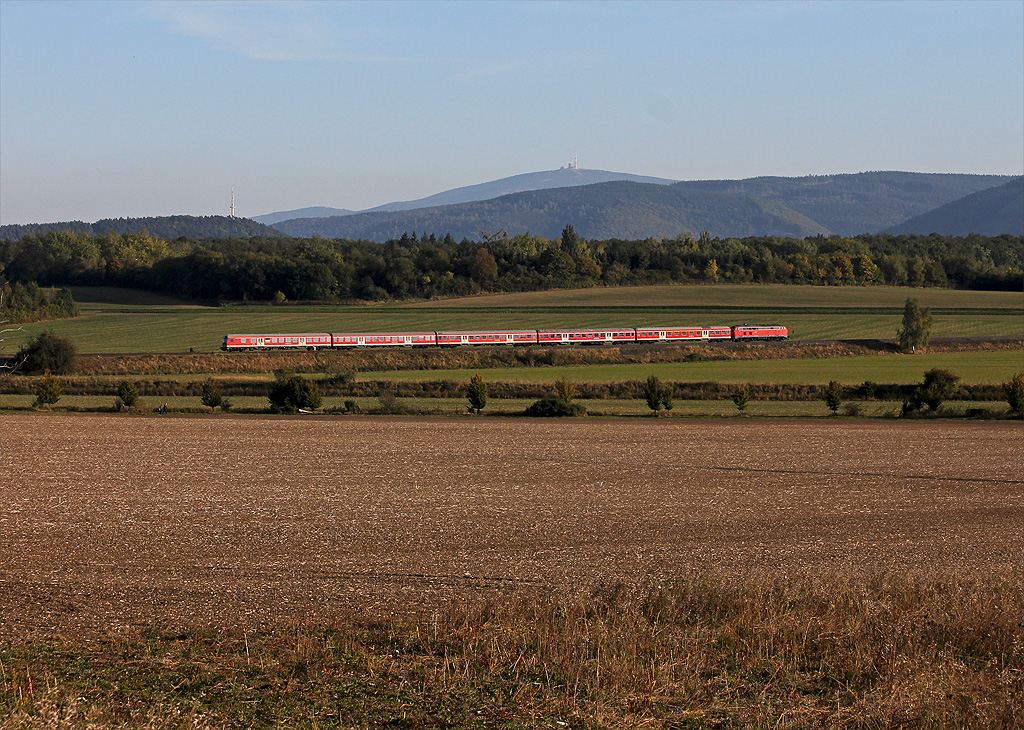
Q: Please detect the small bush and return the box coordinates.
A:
[343,400,361,414]
[33,369,62,408]
[1003,372,1024,415]
[268,373,322,413]
[16,331,77,375]
[524,397,586,417]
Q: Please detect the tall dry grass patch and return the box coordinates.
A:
[3,570,1020,728]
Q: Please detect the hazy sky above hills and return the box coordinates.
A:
[2,0,1022,224]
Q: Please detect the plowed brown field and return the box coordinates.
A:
[2,414,1020,638]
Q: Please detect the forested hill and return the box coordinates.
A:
[671,172,1011,235]
[272,182,830,241]
[887,177,1024,236]
[0,215,279,242]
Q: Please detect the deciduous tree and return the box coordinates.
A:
[898,297,932,353]
[201,378,223,411]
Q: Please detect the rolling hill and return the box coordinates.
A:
[252,206,353,225]
[0,215,281,241]
[671,172,1011,235]
[887,176,1023,236]
[271,181,830,241]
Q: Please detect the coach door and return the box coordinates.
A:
[256,337,265,347]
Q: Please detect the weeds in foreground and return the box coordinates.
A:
[2,571,1020,729]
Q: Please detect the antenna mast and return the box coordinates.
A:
[230,187,235,219]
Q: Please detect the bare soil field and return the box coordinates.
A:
[1,414,1020,639]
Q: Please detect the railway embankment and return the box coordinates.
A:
[6,336,1019,377]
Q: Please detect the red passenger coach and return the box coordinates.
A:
[332,332,437,348]
[436,331,537,346]
[537,328,636,345]
[635,326,731,342]
[731,325,788,341]
[222,333,332,350]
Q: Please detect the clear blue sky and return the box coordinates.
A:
[2,0,1021,224]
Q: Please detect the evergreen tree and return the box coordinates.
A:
[644,375,663,414]
[467,373,487,415]
[117,380,140,410]
[825,381,843,415]
[33,369,62,408]
[661,383,674,413]
[732,384,750,412]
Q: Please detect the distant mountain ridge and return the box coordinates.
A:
[5,171,1019,243]
[252,206,353,225]
[671,172,1011,235]
[272,181,830,241]
[363,167,679,213]
[0,215,278,241]
[887,176,1024,236]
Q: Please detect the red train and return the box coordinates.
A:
[221,325,788,350]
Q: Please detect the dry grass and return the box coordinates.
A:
[2,572,1020,728]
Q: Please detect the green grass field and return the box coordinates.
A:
[5,284,1021,354]
[359,350,1022,385]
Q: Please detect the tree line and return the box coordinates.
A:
[1,227,1019,303]
[0,280,78,323]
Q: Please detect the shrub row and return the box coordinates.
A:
[1,375,1008,402]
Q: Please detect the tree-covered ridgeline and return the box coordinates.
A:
[0,228,1019,303]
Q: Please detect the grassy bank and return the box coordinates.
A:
[2,571,1019,729]
[360,350,1022,386]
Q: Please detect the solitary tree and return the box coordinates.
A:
[824,380,843,415]
[732,384,749,413]
[467,373,487,415]
[555,376,576,404]
[643,375,663,414]
[898,298,932,353]
[1004,372,1024,415]
[200,378,223,411]
[116,379,140,410]
[34,369,62,408]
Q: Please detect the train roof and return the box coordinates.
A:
[634,325,731,330]
[436,330,537,335]
[224,333,331,338]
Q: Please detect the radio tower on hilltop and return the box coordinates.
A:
[230,188,235,219]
